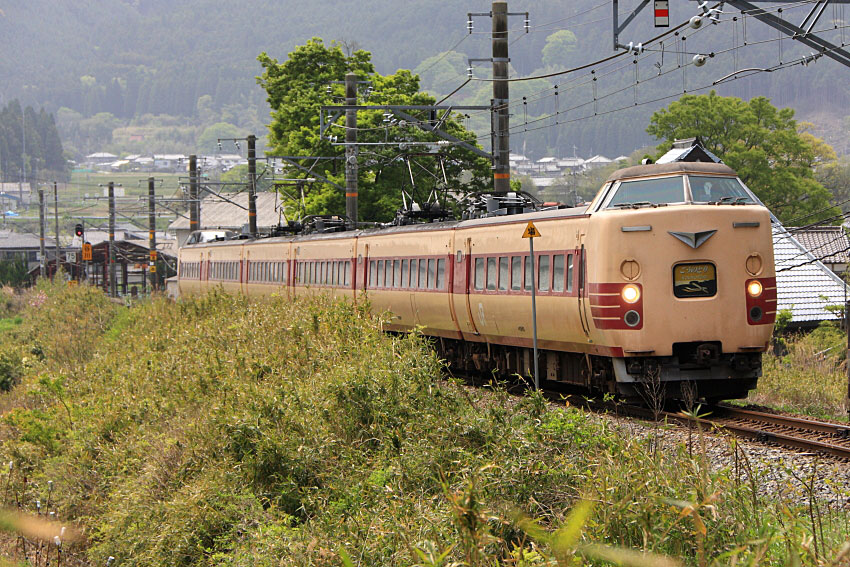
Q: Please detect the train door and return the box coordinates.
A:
[463,237,480,336]
[577,240,590,338]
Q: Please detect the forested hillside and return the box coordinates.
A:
[1,0,848,158]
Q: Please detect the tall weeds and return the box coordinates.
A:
[0,286,844,565]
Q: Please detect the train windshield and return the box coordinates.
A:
[688,175,754,204]
[606,176,685,209]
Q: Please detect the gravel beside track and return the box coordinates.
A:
[596,409,850,509]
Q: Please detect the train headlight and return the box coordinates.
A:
[747,280,763,298]
[622,284,641,304]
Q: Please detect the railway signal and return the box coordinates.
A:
[523,221,541,390]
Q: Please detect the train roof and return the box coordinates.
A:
[606,162,737,182]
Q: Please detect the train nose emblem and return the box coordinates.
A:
[668,230,717,249]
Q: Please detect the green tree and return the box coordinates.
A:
[647,92,839,225]
[257,38,491,223]
[197,122,244,154]
[541,30,578,69]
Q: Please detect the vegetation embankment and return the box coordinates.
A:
[0,282,846,565]
[754,321,850,421]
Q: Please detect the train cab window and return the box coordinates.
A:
[436,259,445,290]
[524,255,532,291]
[606,176,685,208]
[688,175,754,203]
[401,260,409,288]
[511,257,522,291]
[393,260,401,288]
[538,255,550,291]
[567,254,574,292]
[474,258,484,291]
[369,260,376,287]
[553,255,565,292]
[409,260,417,288]
[486,257,497,291]
[377,260,385,288]
[419,260,427,289]
[427,259,436,289]
[498,257,509,291]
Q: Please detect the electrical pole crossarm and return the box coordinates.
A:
[392,109,493,159]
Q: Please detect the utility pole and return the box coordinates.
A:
[53,181,60,273]
[492,1,511,193]
[189,155,199,236]
[247,134,258,236]
[148,177,157,292]
[38,186,45,278]
[108,182,116,298]
[345,73,358,228]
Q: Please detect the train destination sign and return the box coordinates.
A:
[673,262,717,298]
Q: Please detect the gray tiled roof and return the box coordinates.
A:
[0,230,55,249]
[168,192,284,231]
[786,226,850,264]
[773,224,849,323]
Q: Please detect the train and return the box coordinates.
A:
[176,160,776,401]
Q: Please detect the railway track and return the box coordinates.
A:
[694,405,850,460]
[462,374,850,459]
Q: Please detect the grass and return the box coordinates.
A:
[0,281,846,565]
[751,323,849,421]
[0,318,21,334]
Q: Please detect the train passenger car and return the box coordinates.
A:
[177,161,775,401]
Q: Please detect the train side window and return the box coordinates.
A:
[336,262,343,286]
[401,259,409,288]
[410,259,418,288]
[553,254,565,292]
[436,258,445,290]
[427,259,436,289]
[377,260,385,288]
[344,261,351,286]
[369,260,376,287]
[511,257,521,291]
[538,255,551,292]
[393,260,401,288]
[474,258,485,290]
[419,259,427,289]
[486,257,497,290]
[498,257,509,291]
[524,255,532,290]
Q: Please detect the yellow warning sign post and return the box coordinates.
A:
[522,221,541,239]
[522,221,541,390]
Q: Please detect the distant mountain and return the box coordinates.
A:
[1,0,848,157]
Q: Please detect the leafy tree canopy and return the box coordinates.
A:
[647,92,838,225]
[542,30,578,70]
[257,38,491,223]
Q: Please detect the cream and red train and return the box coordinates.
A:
[177,162,776,400]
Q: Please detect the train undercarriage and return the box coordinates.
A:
[437,338,761,403]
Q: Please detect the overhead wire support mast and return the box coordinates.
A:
[470,2,530,193]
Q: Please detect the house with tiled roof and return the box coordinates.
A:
[787,225,850,275]
[772,224,850,326]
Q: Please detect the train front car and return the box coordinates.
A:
[585,162,775,401]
